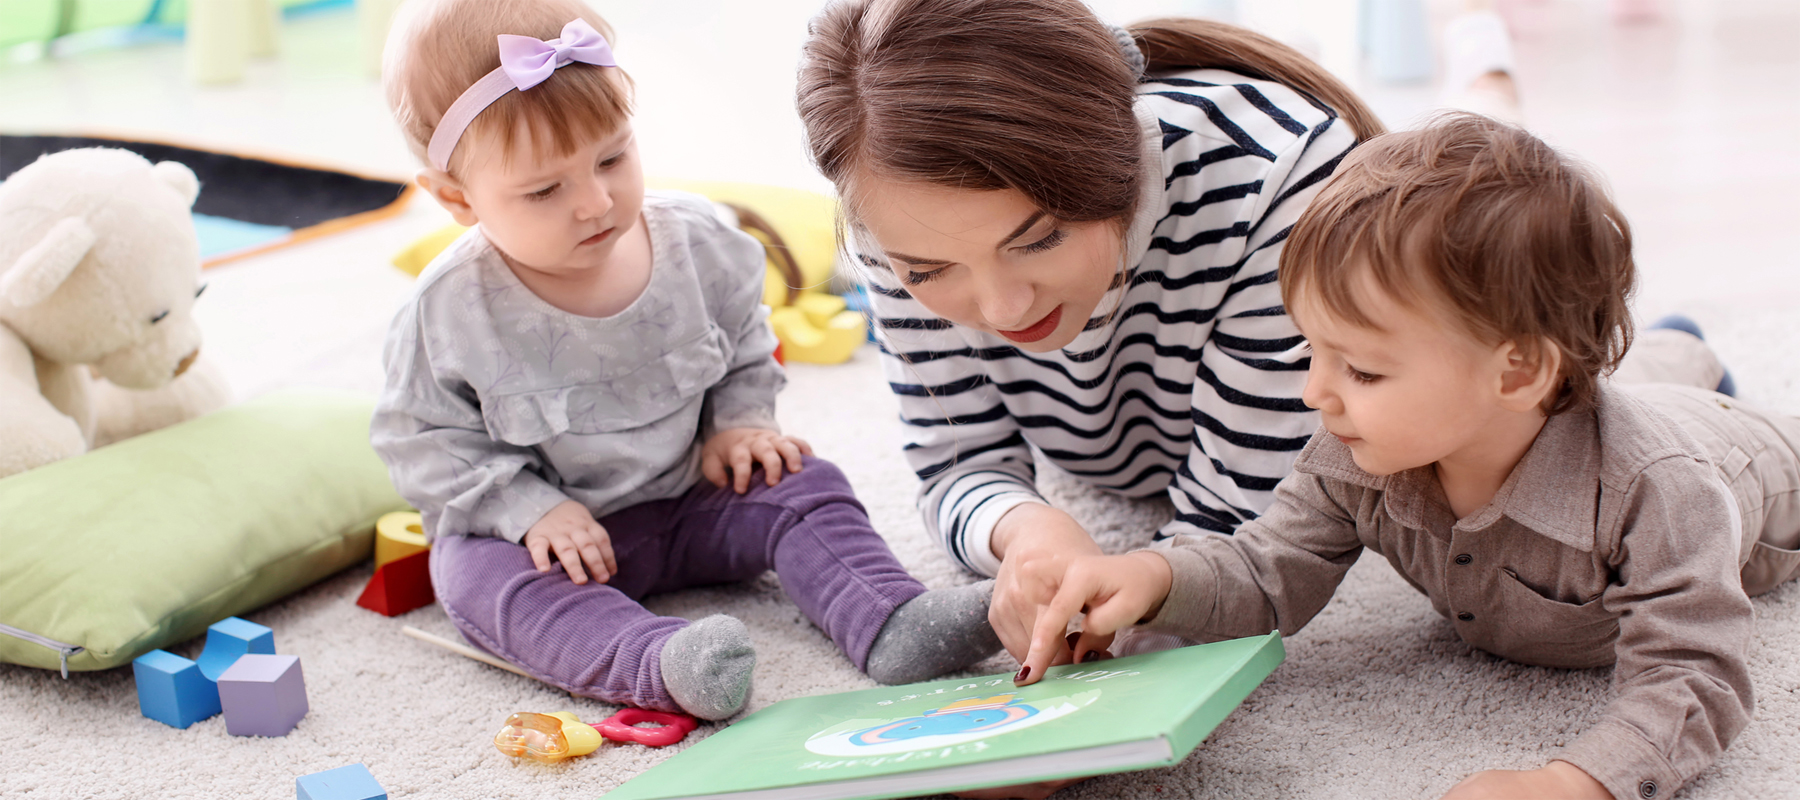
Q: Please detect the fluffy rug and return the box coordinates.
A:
[3,322,1797,799]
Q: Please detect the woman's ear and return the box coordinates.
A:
[1495,337,1563,413]
[416,169,480,227]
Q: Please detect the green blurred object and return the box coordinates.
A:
[0,0,344,50]
[0,388,410,673]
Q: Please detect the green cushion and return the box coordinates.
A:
[0,388,408,672]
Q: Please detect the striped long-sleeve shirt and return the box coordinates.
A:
[861,69,1359,576]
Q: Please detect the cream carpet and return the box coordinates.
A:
[3,300,1798,799]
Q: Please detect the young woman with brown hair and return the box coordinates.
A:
[796,0,1384,673]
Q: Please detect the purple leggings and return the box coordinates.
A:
[428,456,926,711]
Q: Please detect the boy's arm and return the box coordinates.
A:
[1019,467,1365,678]
[371,306,571,544]
[1143,470,1365,639]
[1554,458,1754,800]
[696,210,785,436]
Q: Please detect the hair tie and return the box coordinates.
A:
[1107,23,1146,79]
[427,18,618,172]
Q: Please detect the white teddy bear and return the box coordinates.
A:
[0,147,231,479]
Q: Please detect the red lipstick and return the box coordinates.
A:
[997,307,1063,344]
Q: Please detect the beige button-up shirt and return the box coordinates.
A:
[1145,383,1754,800]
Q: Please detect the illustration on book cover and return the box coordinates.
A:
[805,688,1102,757]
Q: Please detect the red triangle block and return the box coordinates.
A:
[356,549,434,617]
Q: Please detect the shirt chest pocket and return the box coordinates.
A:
[479,327,731,447]
[1488,567,1618,669]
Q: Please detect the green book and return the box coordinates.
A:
[604,632,1285,800]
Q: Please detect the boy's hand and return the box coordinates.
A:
[522,500,617,585]
[701,428,812,494]
[1014,551,1173,687]
[988,504,1104,663]
[1440,761,1611,800]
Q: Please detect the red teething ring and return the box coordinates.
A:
[598,708,699,747]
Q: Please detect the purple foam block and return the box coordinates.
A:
[218,653,308,737]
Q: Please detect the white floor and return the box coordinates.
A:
[1,2,1797,799]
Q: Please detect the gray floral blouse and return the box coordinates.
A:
[371,192,783,543]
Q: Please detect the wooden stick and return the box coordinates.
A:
[401,625,531,677]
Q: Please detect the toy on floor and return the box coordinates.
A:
[132,649,221,729]
[494,708,699,763]
[219,653,309,737]
[197,616,276,680]
[0,147,231,480]
[132,616,309,736]
[356,511,435,617]
[769,292,867,364]
[296,763,387,800]
[400,624,529,677]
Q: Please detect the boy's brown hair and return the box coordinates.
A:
[1280,112,1636,415]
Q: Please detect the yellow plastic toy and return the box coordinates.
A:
[373,511,429,570]
[494,708,698,763]
[770,293,867,364]
[494,712,605,764]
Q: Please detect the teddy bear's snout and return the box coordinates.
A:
[174,349,199,378]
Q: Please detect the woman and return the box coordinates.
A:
[796,0,1382,665]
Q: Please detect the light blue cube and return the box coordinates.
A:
[296,763,387,800]
[132,649,221,729]
[197,616,275,680]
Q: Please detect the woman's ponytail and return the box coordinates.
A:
[1131,18,1386,141]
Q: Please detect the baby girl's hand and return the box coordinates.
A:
[523,500,617,585]
[701,428,813,494]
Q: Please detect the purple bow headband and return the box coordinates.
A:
[427,19,618,172]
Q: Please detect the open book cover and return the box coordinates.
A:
[603,631,1285,800]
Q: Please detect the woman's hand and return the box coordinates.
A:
[522,500,617,585]
[701,428,813,493]
[1440,761,1611,800]
[987,504,1103,665]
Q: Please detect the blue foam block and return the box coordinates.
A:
[296,763,387,800]
[197,616,275,680]
[133,649,221,729]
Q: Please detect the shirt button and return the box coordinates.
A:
[1456,612,1475,622]
[1639,780,1658,798]
[1454,554,1473,565]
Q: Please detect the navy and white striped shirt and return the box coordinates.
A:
[860,69,1357,576]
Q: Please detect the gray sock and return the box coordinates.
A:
[659,615,756,721]
[864,580,1003,685]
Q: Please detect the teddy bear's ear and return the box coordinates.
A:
[152,160,200,208]
[0,216,96,308]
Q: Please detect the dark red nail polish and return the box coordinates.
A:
[1065,631,1081,650]
[1013,666,1031,683]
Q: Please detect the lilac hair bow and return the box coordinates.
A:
[496,19,617,91]
[427,19,620,172]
